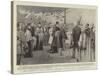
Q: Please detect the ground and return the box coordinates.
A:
[20,46,95,65]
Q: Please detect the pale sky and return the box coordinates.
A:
[66,8,96,26]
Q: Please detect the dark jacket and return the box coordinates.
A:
[85,27,91,37]
[52,26,64,48]
[72,26,81,42]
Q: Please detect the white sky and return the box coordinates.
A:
[66,8,96,26]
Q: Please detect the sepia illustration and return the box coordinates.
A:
[15,3,97,66]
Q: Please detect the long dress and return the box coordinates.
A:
[55,30,63,49]
[50,27,59,53]
[48,27,53,45]
[51,26,64,53]
[79,31,87,50]
[35,27,44,50]
[43,27,49,46]
[85,28,91,61]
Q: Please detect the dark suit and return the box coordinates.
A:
[72,25,81,60]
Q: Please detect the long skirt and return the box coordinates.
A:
[36,33,44,50]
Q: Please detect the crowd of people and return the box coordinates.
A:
[17,20,95,65]
[71,22,95,62]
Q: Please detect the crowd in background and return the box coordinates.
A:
[17,19,95,65]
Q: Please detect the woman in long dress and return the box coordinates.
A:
[35,23,44,50]
[79,26,87,60]
[30,23,37,51]
[84,24,91,61]
[43,25,49,46]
